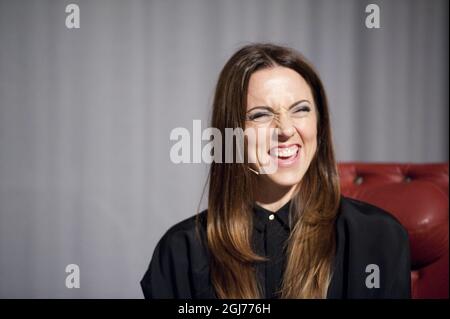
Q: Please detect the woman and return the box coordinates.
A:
[140,43,411,299]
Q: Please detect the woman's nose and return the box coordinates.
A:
[276,113,295,138]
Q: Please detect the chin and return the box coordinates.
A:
[263,168,306,188]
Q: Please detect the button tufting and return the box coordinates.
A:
[354,175,364,185]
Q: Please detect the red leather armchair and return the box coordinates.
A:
[338,163,449,299]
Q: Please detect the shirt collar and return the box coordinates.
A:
[252,200,292,233]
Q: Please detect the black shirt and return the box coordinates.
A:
[252,200,291,298]
[140,196,411,299]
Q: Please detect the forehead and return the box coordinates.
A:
[246,66,314,108]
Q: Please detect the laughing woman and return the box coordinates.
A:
[140,43,411,299]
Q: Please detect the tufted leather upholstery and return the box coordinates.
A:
[338,163,449,299]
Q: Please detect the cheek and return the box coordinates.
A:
[295,120,318,147]
[245,126,272,164]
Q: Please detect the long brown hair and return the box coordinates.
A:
[203,43,340,298]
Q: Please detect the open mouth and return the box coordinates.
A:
[268,144,301,167]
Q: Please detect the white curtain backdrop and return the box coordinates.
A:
[0,0,448,297]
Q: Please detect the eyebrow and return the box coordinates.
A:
[247,99,311,112]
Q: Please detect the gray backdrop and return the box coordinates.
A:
[0,0,448,298]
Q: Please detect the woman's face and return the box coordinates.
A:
[245,66,318,188]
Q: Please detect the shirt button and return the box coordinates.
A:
[269,214,275,221]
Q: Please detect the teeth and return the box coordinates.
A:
[271,145,299,158]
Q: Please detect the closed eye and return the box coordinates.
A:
[247,111,273,121]
[291,105,311,113]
